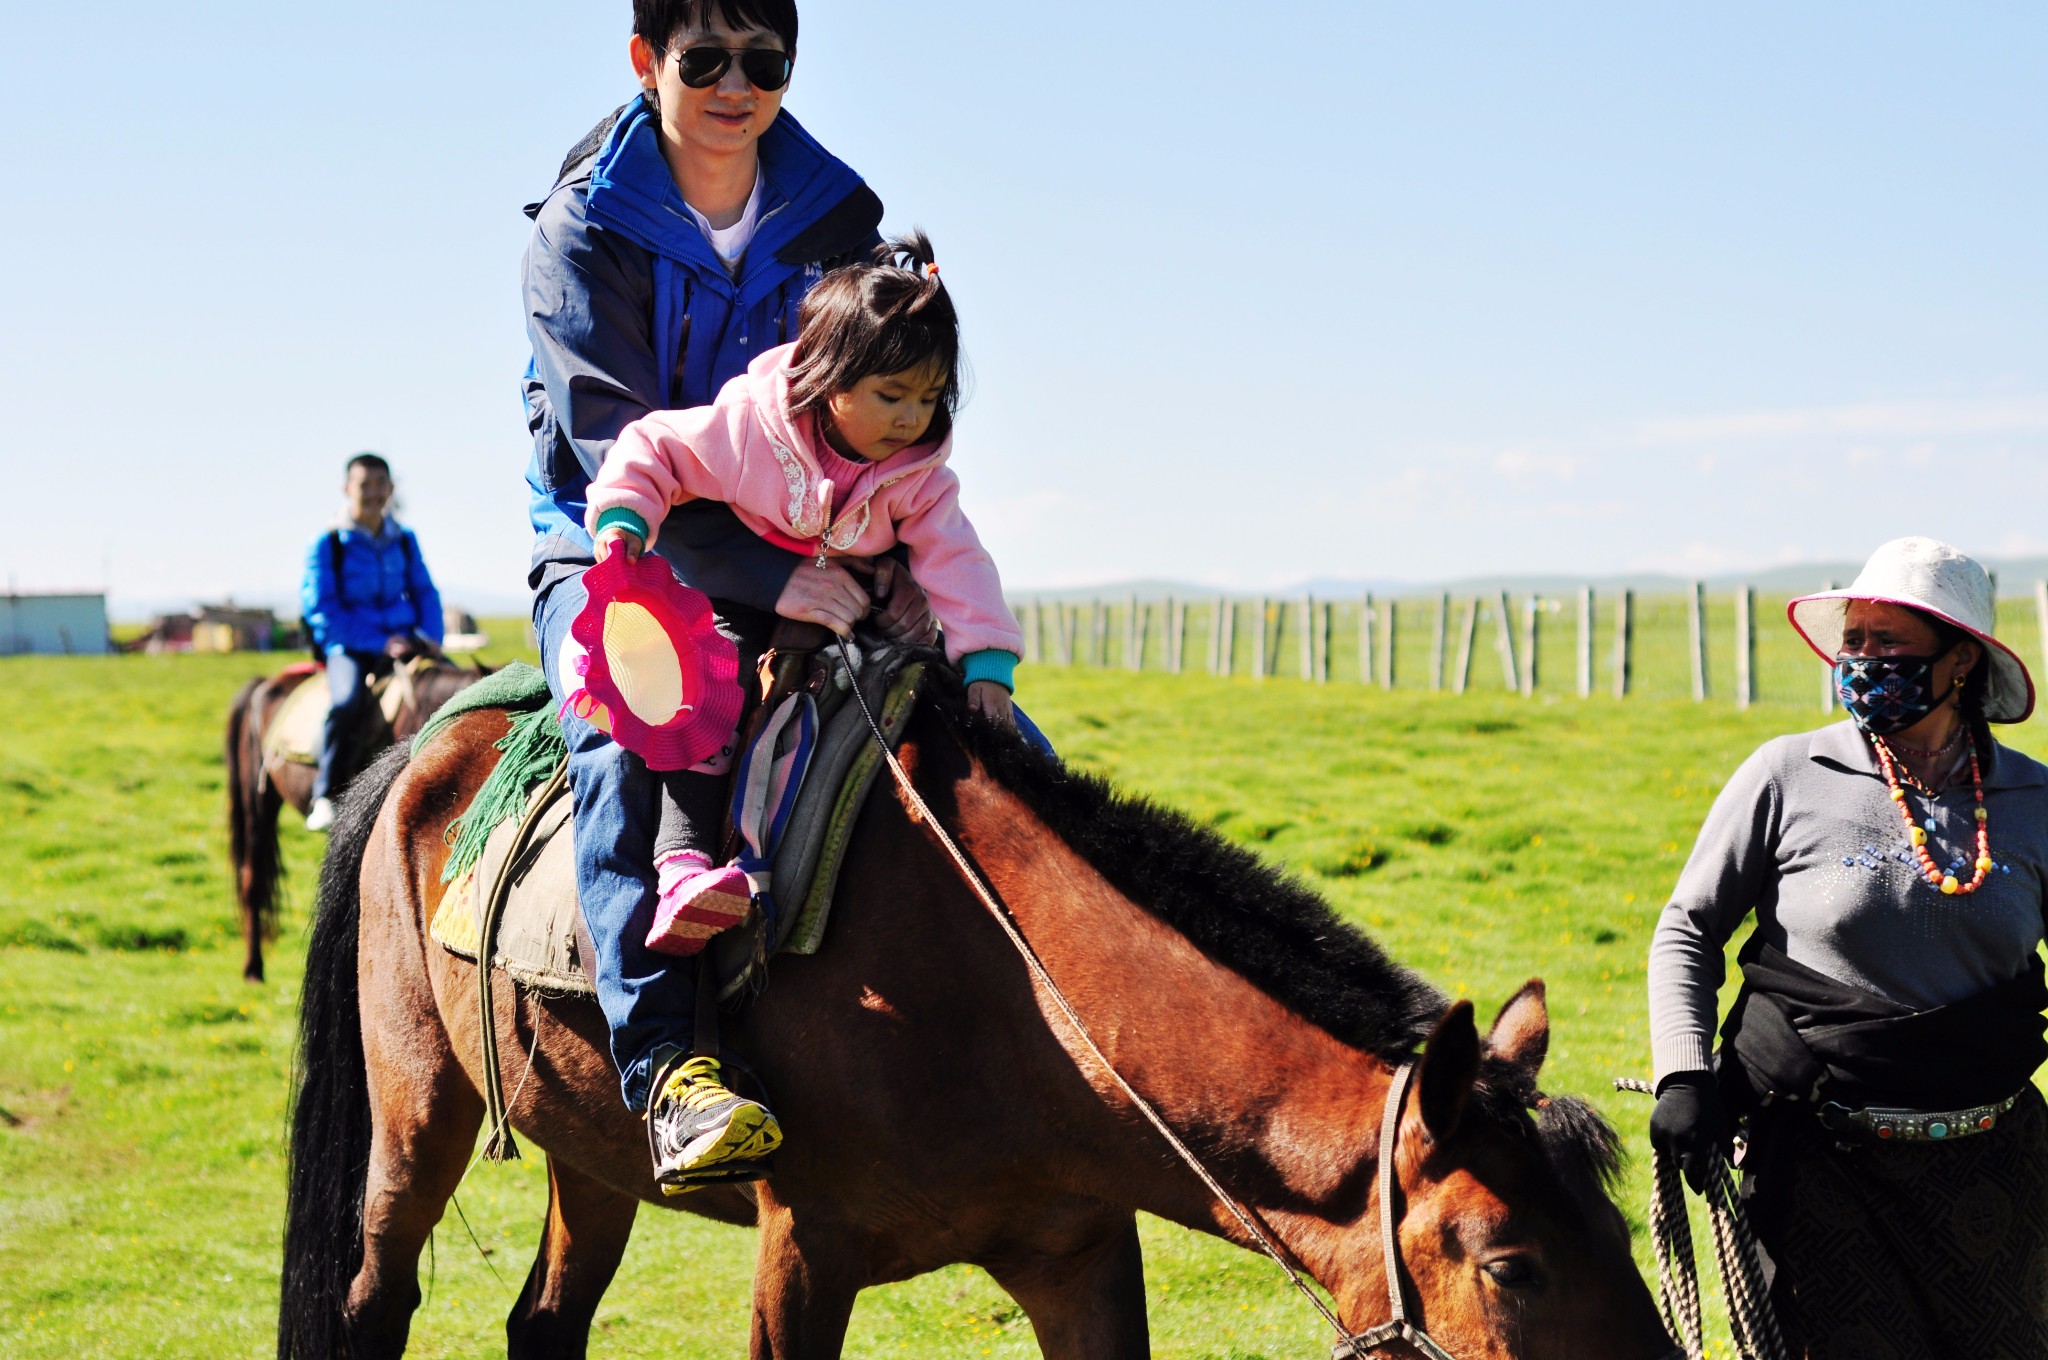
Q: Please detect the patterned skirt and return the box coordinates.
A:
[1747,1086,2048,1360]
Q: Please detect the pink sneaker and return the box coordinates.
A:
[646,852,754,957]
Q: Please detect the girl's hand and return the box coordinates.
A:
[967,680,1015,727]
[597,527,645,563]
[775,560,873,637]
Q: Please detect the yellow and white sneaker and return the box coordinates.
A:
[646,1055,780,1194]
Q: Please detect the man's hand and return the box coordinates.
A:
[967,680,1015,727]
[384,634,416,660]
[775,560,875,637]
[866,557,938,645]
[597,527,644,563]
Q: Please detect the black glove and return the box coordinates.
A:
[1649,1070,1729,1194]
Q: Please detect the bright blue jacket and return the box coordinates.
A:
[300,522,444,656]
[521,97,883,611]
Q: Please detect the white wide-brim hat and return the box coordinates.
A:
[1788,536,2035,723]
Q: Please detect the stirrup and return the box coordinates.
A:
[658,1160,774,1196]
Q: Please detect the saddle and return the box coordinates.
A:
[263,660,429,766]
[428,627,929,1003]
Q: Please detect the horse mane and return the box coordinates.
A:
[923,683,1449,1063]
[919,677,1627,1197]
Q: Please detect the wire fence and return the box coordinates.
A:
[1011,582,2048,714]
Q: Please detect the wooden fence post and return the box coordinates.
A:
[1124,593,1140,671]
[1430,592,1448,691]
[1300,594,1315,680]
[1381,597,1398,690]
[1820,580,1840,712]
[1252,598,1268,681]
[1319,600,1332,683]
[1091,600,1107,667]
[1359,593,1375,686]
[1613,590,1633,699]
[1494,590,1519,691]
[1167,597,1183,674]
[1519,596,1539,697]
[1576,587,1593,698]
[2036,582,2048,687]
[1453,598,1478,695]
[1735,585,1756,710]
[1688,581,1708,701]
[1213,598,1229,676]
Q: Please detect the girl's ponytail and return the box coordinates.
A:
[878,231,947,318]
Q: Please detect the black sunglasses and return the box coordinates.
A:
[670,45,793,91]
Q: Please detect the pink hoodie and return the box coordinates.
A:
[587,344,1023,664]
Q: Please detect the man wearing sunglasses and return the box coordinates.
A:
[521,0,938,1182]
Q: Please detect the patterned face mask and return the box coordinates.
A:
[1834,650,1951,735]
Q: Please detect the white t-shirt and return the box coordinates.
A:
[684,169,765,276]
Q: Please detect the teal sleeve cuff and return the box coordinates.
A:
[961,649,1019,692]
[594,507,650,541]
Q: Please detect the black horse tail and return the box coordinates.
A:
[277,741,411,1360]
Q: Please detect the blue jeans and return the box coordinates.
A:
[536,572,701,1112]
[314,650,388,803]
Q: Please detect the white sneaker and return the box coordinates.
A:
[305,798,337,833]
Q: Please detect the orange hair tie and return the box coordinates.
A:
[923,262,940,279]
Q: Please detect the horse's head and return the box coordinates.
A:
[1337,982,1675,1360]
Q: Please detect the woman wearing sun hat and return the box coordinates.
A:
[1647,536,2048,1356]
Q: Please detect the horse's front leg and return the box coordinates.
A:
[983,1210,1150,1360]
[750,1196,866,1360]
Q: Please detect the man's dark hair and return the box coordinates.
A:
[633,0,797,56]
[345,452,391,478]
[787,232,963,443]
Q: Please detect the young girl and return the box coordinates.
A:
[586,232,1023,961]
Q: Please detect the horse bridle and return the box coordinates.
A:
[1333,1061,1461,1360]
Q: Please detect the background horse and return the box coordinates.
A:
[280,680,1676,1360]
[224,658,486,983]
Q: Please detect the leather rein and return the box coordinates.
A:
[836,642,1462,1359]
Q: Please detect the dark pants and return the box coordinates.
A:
[314,650,390,802]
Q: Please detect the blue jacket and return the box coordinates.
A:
[300,521,444,656]
[522,97,884,610]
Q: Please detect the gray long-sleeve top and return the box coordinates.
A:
[1648,720,2048,1083]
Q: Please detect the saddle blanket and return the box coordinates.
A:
[429,652,927,1001]
[264,664,417,766]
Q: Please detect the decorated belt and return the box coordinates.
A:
[1816,1090,2022,1144]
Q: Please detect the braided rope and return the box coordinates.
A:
[836,642,1370,1350]
[1615,1079,1790,1360]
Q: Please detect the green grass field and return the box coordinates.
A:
[9,640,2041,1357]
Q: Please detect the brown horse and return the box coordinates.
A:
[224,658,486,983]
[279,680,1677,1360]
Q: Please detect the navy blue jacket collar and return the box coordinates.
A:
[585,96,865,286]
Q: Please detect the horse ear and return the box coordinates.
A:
[1416,1001,1480,1144]
[1487,978,1550,1077]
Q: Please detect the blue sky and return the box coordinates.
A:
[2,3,2042,613]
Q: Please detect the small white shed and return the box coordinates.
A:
[0,592,112,656]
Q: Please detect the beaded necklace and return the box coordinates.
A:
[1888,723,1966,762]
[1871,733,1992,895]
